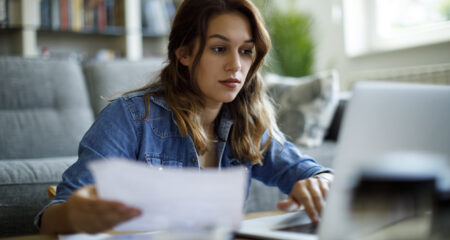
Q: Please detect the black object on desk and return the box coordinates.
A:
[431,190,450,240]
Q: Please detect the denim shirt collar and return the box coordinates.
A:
[149,95,234,142]
[150,95,171,111]
[216,105,234,142]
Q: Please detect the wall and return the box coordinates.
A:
[293,0,450,90]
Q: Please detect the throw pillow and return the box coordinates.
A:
[265,70,340,147]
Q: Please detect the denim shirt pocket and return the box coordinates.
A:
[149,116,180,139]
[145,153,183,168]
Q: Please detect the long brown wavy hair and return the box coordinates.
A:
[133,0,281,165]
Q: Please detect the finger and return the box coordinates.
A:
[92,200,141,219]
[101,207,141,225]
[70,192,141,219]
[306,178,325,216]
[318,178,330,198]
[102,203,142,220]
[73,196,107,212]
[95,200,126,213]
[82,209,140,234]
[99,205,142,231]
[292,184,318,223]
[74,185,140,215]
[96,212,127,230]
[81,218,110,234]
[277,198,301,212]
[73,202,141,233]
[69,208,108,233]
[75,195,124,213]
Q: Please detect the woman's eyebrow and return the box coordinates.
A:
[208,34,254,43]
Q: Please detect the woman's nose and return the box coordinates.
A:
[225,51,242,73]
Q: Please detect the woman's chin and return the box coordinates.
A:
[204,91,240,105]
[222,95,239,103]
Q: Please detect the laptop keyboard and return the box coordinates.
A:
[278,222,319,234]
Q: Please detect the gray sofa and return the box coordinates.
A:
[0,56,344,237]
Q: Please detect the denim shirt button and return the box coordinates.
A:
[191,157,196,164]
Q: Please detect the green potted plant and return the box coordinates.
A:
[254,0,315,77]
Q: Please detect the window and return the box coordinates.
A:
[343,0,450,57]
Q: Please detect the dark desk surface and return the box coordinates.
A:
[2,211,430,240]
[1,211,286,240]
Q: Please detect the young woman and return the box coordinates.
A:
[38,0,333,234]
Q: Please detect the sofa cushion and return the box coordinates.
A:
[0,156,76,237]
[83,58,165,116]
[0,57,94,159]
[266,70,340,147]
[0,156,77,185]
[298,140,336,168]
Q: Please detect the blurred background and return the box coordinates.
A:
[1,1,449,237]
[254,0,450,90]
[1,0,449,90]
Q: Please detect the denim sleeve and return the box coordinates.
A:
[34,97,139,229]
[251,131,333,195]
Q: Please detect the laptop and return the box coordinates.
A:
[236,81,450,240]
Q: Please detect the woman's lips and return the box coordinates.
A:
[219,78,241,88]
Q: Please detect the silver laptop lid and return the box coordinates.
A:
[320,82,450,240]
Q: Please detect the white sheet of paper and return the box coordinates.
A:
[88,158,247,232]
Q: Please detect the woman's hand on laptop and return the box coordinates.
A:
[277,173,334,223]
[66,185,142,233]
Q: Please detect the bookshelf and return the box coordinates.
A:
[0,0,174,61]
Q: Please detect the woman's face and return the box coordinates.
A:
[180,12,254,107]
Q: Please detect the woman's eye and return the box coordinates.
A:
[240,49,254,56]
[212,47,226,54]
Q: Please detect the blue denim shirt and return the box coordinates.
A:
[35,90,331,227]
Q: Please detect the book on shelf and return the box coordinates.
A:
[60,0,69,30]
[71,0,84,32]
[105,0,114,27]
[3,0,175,36]
[0,0,7,27]
[97,0,107,32]
[114,0,124,29]
[41,0,51,29]
[84,0,96,31]
[7,0,20,27]
[67,0,72,30]
[114,0,124,27]
[36,0,124,33]
[51,0,60,30]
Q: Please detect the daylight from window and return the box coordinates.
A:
[376,0,450,38]
[344,0,450,56]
